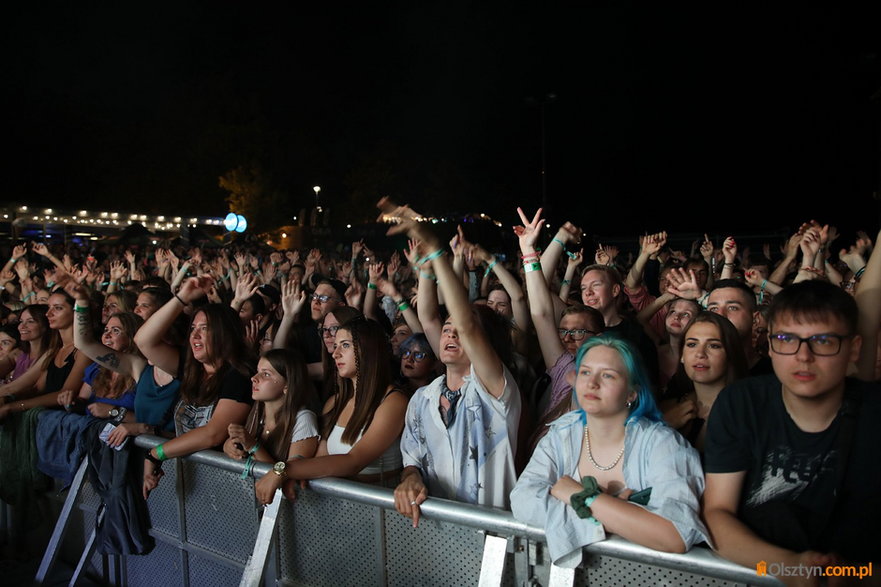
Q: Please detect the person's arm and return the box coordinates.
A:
[363,262,384,322]
[31,242,66,272]
[391,207,505,398]
[272,279,306,350]
[284,391,407,480]
[699,234,716,290]
[635,292,675,345]
[769,232,802,286]
[67,282,145,380]
[230,272,259,313]
[541,222,582,285]
[475,245,531,333]
[2,244,27,277]
[516,208,565,369]
[703,472,833,579]
[626,232,666,290]
[719,237,737,280]
[558,248,583,302]
[416,260,443,357]
[170,260,192,293]
[855,228,881,381]
[549,476,686,553]
[135,277,212,375]
[793,227,823,283]
[144,397,251,498]
[0,351,50,400]
[376,277,423,333]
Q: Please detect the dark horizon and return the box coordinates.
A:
[4,3,880,240]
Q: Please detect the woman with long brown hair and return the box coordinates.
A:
[135,276,254,499]
[223,348,320,504]
[256,316,407,505]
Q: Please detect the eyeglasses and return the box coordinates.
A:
[768,333,851,356]
[317,325,340,338]
[557,329,595,341]
[311,293,338,304]
[401,350,427,362]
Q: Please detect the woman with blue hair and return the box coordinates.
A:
[510,334,708,568]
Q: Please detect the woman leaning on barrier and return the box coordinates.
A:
[259,316,407,505]
[135,276,254,499]
[510,335,709,568]
[222,348,320,504]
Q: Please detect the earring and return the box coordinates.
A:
[626,401,633,409]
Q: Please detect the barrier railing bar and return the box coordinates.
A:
[69,520,99,587]
[239,488,282,587]
[34,458,89,586]
[173,457,191,587]
[132,437,781,587]
[477,534,508,587]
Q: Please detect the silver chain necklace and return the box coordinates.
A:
[584,426,625,471]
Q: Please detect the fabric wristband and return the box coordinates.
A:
[570,476,601,519]
[523,262,541,273]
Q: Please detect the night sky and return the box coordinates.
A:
[5,3,880,243]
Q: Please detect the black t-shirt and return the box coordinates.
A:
[705,374,881,562]
[605,316,660,389]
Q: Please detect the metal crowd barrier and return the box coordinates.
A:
[30,435,780,586]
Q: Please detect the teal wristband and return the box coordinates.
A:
[552,237,566,248]
[155,444,168,462]
[417,249,445,266]
[484,260,497,277]
[419,271,436,281]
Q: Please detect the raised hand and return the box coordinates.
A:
[722,236,737,264]
[513,207,544,251]
[699,234,714,261]
[666,268,702,300]
[280,279,306,318]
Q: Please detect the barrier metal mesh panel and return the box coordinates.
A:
[126,538,186,586]
[577,553,747,587]
[188,550,243,587]
[384,510,486,587]
[278,489,382,586]
[147,459,180,538]
[181,461,258,565]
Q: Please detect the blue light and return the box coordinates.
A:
[235,215,247,233]
[224,213,238,232]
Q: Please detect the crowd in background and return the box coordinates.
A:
[0,200,879,584]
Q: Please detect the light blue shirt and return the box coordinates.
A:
[510,412,709,567]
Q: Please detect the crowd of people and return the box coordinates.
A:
[0,199,879,585]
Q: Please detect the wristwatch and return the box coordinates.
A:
[272,461,287,477]
[109,407,127,422]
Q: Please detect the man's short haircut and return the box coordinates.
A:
[580,264,623,288]
[561,304,605,333]
[767,281,858,335]
[710,279,757,312]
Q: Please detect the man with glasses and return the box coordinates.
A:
[703,281,880,579]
